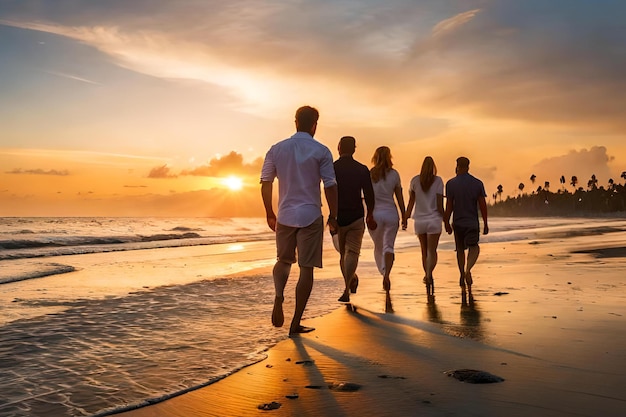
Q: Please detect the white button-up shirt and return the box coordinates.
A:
[260,132,337,227]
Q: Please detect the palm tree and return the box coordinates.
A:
[518,182,525,196]
[544,181,550,192]
[588,174,598,190]
[570,175,578,189]
[560,175,566,190]
[497,184,503,202]
[530,174,536,185]
[621,171,626,183]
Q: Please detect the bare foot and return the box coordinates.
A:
[272,296,284,327]
[465,271,473,289]
[338,293,350,303]
[424,276,434,296]
[289,325,315,336]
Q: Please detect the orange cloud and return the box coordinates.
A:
[6,168,70,176]
[147,165,178,179]
[181,151,263,177]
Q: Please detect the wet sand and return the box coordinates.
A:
[114,219,626,417]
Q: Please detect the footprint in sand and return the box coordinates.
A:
[257,401,281,410]
[328,382,362,391]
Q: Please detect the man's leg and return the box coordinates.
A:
[465,244,480,290]
[290,266,314,334]
[463,227,481,291]
[272,261,291,327]
[273,223,297,328]
[453,226,467,288]
[337,227,350,301]
[289,216,323,334]
[340,220,365,300]
[456,247,466,287]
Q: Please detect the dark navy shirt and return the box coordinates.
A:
[445,172,486,228]
[333,155,375,227]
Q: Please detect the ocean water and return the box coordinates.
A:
[1,216,623,416]
[0,217,349,417]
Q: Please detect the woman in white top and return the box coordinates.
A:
[368,146,406,292]
[403,156,444,295]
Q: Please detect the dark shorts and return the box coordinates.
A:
[453,224,479,249]
[276,216,324,268]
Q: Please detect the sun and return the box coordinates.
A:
[222,175,243,191]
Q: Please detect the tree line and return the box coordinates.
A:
[489,172,626,216]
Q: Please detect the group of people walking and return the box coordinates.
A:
[261,106,488,335]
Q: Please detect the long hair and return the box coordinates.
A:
[370,146,393,183]
[419,156,437,192]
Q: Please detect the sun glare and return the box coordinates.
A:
[222,175,243,191]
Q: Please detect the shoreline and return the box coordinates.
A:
[113,219,626,417]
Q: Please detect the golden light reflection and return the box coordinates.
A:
[221,175,243,191]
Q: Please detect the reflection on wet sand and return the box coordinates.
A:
[460,292,484,341]
[426,295,443,323]
[422,292,485,341]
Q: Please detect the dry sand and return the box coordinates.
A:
[116,220,626,417]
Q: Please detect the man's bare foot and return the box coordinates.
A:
[459,276,466,289]
[338,292,350,303]
[272,296,284,327]
[289,325,315,336]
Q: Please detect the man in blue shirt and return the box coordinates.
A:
[444,157,489,293]
[261,106,338,335]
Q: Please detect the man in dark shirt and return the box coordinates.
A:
[334,136,376,302]
[444,156,489,294]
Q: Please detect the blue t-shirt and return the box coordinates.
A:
[445,173,486,228]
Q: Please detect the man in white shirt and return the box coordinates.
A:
[260,106,338,336]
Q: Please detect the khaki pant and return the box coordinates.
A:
[337,218,365,281]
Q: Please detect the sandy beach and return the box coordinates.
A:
[111,218,626,417]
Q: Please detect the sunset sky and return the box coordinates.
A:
[1,0,625,217]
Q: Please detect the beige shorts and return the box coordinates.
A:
[275,216,324,268]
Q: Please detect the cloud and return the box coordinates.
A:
[147,165,177,179]
[1,1,625,131]
[181,151,263,177]
[531,146,616,188]
[147,152,262,179]
[6,168,70,176]
[43,70,100,85]
[432,9,480,39]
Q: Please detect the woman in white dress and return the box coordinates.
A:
[368,146,406,292]
[403,156,444,295]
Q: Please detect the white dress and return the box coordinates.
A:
[368,169,401,275]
